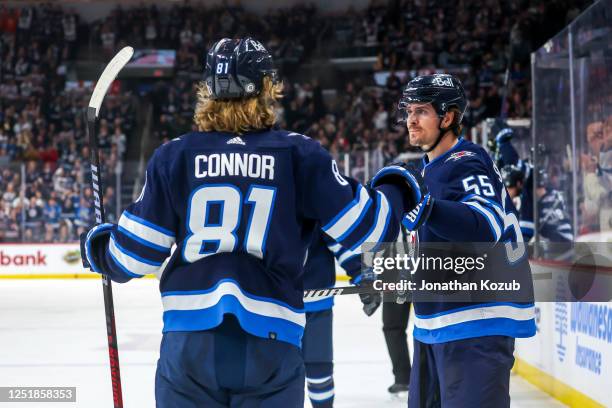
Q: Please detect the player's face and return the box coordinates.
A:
[604,117,612,150]
[507,183,521,198]
[586,121,603,155]
[405,103,441,148]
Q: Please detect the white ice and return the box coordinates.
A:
[0,280,564,407]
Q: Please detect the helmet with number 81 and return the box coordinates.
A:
[195,38,282,134]
[204,37,278,100]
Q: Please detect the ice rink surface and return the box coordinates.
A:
[0,280,565,407]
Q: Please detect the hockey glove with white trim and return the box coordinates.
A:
[402,193,434,231]
[80,223,114,273]
[370,162,426,207]
[370,163,433,230]
[351,270,381,316]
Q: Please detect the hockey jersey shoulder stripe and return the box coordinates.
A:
[119,211,175,249]
[322,185,372,242]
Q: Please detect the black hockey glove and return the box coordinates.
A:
[369,162,434,231]
[351,271,381,316]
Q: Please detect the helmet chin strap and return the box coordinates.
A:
[420,117,453,153]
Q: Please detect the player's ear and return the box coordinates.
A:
[441,111,454,128]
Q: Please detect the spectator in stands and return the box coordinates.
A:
[597,115,612,231]
[1,0,594,243]
[581,120,606,233]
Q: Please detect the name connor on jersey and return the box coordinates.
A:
[195,153,275,180]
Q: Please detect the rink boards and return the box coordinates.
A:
[514,259,612,408]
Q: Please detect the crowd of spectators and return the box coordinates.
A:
[360,0,591,123]
[0,5,135,242]
[89,2,322,67]
[0,0,597,242]
[147,0,593,177]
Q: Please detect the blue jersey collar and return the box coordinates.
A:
[422,137,466,169]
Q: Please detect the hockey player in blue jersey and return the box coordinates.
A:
[492,125,574,243]
[302,228,337,408]
[385,74,536,407]
[80,37,423,408]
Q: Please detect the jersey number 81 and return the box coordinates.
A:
[183,184,276,263]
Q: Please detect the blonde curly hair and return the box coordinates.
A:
[193,77,283,134]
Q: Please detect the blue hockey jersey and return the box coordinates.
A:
[414,137,536,344]
[302,228,337,312]
[497,138,573,242]
[96,129,408,347]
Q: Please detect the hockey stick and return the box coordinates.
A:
[304,285,381,298]
[499,46,513,119]
[304,232,420,299]
[86,46,134,408]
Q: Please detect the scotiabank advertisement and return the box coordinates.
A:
[0,244,92,277]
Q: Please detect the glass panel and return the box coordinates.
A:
[4,159,139,243]
[572,0,612,238]
[532,26,575,243]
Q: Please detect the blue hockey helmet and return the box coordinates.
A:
[204,37,278,100]
[501,164,525,188]
[398,74,468,152]
[398,74,467,122]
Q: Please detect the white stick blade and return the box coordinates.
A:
[88,46,134,117]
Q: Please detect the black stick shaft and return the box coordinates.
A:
[500,47,514,119]
[87,107,124,408]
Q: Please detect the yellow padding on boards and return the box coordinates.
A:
[512,357,604,408]
[0,274,353,281]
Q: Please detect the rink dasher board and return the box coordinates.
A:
[0,243,353,280]
[515,297,611,405]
